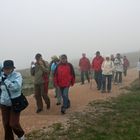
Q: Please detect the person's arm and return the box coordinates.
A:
[4,72,22,93]
[69,63,75,86]
[39,60,50,74]
[30,61,35,76]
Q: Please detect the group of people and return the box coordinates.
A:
[0,51,131,140]
[30,53,75,115]
[79,51,130,93]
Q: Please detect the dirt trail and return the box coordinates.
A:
[0,68,138,139]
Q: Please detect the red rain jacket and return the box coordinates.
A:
[54,63,75,87]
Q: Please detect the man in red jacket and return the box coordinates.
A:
[79,53,91,84]
[123,56,129,76]
[54,54,75,114]
[91,51,104,90]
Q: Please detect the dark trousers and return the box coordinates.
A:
[81,71,90,84]
[34,83,50,110]
[0,105,24,140]
[114,71,122,83]
[123,67,128,76]
[102,75,112,92]
[94,71,102,90]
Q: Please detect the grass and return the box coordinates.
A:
[26,79,140,140]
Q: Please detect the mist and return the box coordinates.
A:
[0,0,140,69]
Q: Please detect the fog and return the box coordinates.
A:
[0,0,140,69]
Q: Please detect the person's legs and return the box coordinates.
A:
[34,84,43,112]
[101,75,106,92]
[85,71,90,83]
[94,72,99,89]
[114,71,118,84]
[56,87,61,105]
[1,105,14,140]
[41,84,50,109]
[118,72,122,83]
[10,111,24,138]
[107,75,112,92]
[98,71,102,90]
[81,71,85,84]
[60,87,69,114]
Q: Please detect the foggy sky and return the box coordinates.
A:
[0,0,140,69]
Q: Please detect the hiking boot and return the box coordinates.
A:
[66,100,71,109]
[18,135,25,140]
[46,104,50,110]
[61,106,66,114]
[56,102,61,106]
[101,90,106,93]
[36,109,43,113]
[61,110,66,114]
[107,90,111,93]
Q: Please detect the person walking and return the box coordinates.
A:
[0,60,25,140]
[50,55,61,105]
[123,55,129,76]
[54,54,75,114]
[114,53,124,84]
[110,54,115,81]
[137,58,140,84]
[79,53,91,84]
[30,53,50,113]
[101,56,114,93]
[91,51,104,90]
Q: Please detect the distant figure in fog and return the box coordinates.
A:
[91,51,104,90]
[114,53,124,84]
[79,53,90,84]
[110,54,115,81]
[123,56,129,76]
[137,58,140,84]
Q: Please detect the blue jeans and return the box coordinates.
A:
[60,87,70,111]
[55,87,61,103]
[94,71,102,90]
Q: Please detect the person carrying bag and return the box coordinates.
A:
[0,60,26,140]
[4,83,28,113]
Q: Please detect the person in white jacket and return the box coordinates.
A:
[101,56,114,93]
[114,53,124,84]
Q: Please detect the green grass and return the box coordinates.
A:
[26,79,140,140]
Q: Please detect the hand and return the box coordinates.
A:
[2,76,7,82]
[31,61,35,65]
[38,60,44,65]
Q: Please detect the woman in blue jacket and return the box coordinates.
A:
[0,60,25,140]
